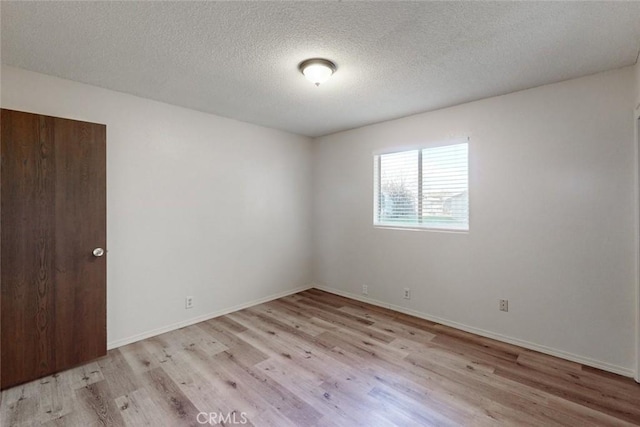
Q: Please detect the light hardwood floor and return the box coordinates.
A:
[2,289,640,426]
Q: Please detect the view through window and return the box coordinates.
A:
[374,141,469,230]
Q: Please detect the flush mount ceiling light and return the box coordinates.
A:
[298,58,337,87]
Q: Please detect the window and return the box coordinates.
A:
[374,140,469,231]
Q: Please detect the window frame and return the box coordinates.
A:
[373,138,470,232]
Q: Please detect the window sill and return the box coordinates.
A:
[373,224,469,233]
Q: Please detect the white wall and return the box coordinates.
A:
[1,65,314,348]
[313,66,637,375]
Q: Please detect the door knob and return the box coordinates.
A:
[93,248,105,257]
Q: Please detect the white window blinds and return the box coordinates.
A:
[374,141,469,231]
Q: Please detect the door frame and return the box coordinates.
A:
[635,106,640,383]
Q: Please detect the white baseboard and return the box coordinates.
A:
[107,284,313,350]
[313,285,635,378]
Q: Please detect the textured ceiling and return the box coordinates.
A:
[2,2,640,137]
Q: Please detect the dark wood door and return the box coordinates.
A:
[1,109,106,390]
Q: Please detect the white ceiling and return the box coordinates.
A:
[2,2,640,137]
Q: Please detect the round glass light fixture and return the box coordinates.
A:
[299,58,337,87]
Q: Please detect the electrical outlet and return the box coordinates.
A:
[403,288,411,300]
[362,284,368,295]
[185,296,194,309]
[499,299,508,312]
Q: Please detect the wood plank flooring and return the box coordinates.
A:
[1,289,639,426]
